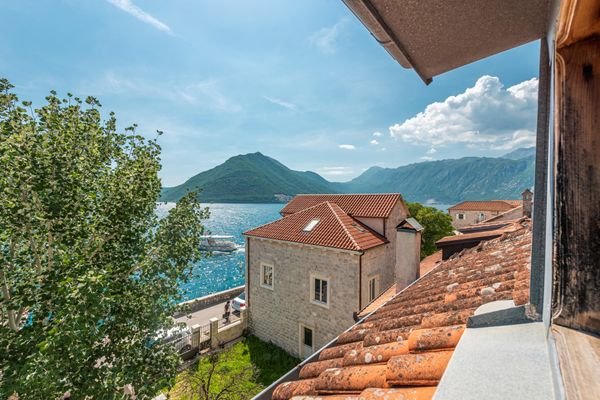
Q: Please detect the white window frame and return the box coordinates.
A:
[310,274,330,308]
[457,213,465,220]
[368,275,379,303]
[260,262,274,290]
[298,323,315,358]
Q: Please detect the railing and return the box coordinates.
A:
[197,322,211,350]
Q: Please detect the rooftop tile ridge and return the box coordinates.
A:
[326,202,362,251]
[293,193,402,196]
[244,201,331,235]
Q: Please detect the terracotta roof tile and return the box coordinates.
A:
[270,220,532,399]
[386,350,453,386]
[448,200,520,212]
[273,379,318,400]
[281,194,402,218]
[244,202,387,252]
[419,251,442,276]
[359,387,437,400]
[436,219,522,245]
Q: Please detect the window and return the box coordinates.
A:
[311,276,329,307]
[260,263,274,289]
[478,212,485,221]
[368,276,378,303]
[299,324,315,358]
[457,213,465,220]
[303,219,320,232]
[303,326,313,348]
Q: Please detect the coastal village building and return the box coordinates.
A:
[243,194,422,359]
[254,0,600,399]
[448,189,533,228]
[447,200,520,228]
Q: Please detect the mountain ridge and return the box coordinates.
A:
[160,150,535,204]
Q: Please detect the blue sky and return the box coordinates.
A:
[0,0,540,185]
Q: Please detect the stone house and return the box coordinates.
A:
[447,189,533,229]
[243,194,421,359]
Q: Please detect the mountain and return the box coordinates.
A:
[340,155,534,204]
[160,152,337,203]
[501,146,536,160]
[161,149,535,204]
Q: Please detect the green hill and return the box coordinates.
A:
[501,146,536,160]
[161,149,535,204]
[160,152,337,203]
[340,155,534,204]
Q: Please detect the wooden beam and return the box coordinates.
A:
[554,33,600,334]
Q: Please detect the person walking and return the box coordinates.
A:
[224,300,231,324]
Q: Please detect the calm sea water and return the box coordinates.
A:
[156,201,450,301]
[157,203,282,301]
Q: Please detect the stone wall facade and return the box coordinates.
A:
[247,238,361,358]
[360,244,391,308]
[449,209,501,228]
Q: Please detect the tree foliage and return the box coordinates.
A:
[407,202,454,258]
[0,78,209,399]
[178,352,258,400]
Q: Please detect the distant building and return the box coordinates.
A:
[447,200,520,228]
[243,194,422,359]
[447,190,533,229]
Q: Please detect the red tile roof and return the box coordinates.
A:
[436,220,521,245]
[244,202,388,252]
[419,251,442,276]
[271,220,532,400]
[280,194,403,218]
[448,200,521,212]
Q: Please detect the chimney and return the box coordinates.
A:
[521,188,533,218]
[395,218,423,293]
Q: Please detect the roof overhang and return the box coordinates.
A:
[342,0,554,83]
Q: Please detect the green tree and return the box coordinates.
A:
[0,79,209,399]
[407,202,454,258]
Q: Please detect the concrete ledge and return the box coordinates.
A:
[433,322,555,400]
[174,286,244,317]
[468,301,539,328]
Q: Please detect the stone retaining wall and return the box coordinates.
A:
[174,285,245,317]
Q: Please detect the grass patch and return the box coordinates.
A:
[168,336,300,399]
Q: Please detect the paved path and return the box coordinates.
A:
[174,300,240,328]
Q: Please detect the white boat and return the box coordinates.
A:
[199,235,238,253]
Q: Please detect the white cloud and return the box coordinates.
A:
[426,147,437,155]
[420,156,434,161]
[107,0,174,36]
[263,96,296,110]
[193,80,242,113]
[389,76,538,151]
[370,139,379,145]
[339,144,355,150]
[372,131,382,137]
[309,17,349,54]
[87,72,242,113]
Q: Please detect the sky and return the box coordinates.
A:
[0,0,540,186]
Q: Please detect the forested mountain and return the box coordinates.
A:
[160,152,335,203]
[161,150,535,204]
